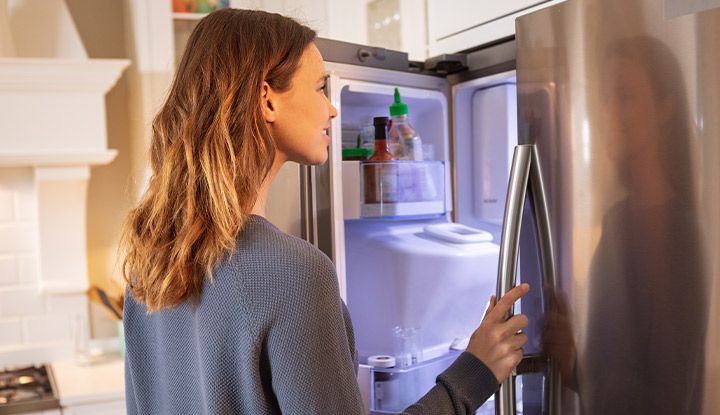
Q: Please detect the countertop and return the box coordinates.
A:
[50,355,125,407]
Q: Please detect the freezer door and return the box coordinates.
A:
[516,0,720,414]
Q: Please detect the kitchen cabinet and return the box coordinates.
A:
[426,0,566,56]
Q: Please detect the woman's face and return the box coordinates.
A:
[264,43,337,165]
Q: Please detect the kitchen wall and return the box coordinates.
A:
[0,0,128,365]
[64,0,133,338]
[0,169,58,350]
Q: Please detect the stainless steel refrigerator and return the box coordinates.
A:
[306,0,719,413]
[505,0,720,413]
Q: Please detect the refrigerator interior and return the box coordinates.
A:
[334,69,540,413]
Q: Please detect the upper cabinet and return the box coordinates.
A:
[426,0,565,56]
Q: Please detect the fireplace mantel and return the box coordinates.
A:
[0,57,128,295]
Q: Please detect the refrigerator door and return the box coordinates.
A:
[317,60,453,414]
[516,0,720,413]
[317,60,451,300]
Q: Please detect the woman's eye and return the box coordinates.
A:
[318,84,326,91]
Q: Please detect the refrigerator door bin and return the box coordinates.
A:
[369,351,457,414]
[369,351,499,414]
[358,160,445,219]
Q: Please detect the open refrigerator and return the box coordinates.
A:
[310,38,548,415]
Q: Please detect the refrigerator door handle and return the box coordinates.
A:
[495,144,559,415]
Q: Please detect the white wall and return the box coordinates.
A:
[0,168,87,366]
[234,0,367,44]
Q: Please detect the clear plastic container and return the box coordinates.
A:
[360,160,445,218]
[388,114,423,161]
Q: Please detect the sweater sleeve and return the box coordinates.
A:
[401,352,499,414]
[264,253,365,414]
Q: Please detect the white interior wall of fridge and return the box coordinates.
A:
[453,70,518,242]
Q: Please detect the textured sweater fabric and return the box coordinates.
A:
[124,215,499,414]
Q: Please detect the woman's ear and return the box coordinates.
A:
[261,81,277,123]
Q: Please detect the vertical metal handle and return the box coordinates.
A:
[495,144,559,415]
[528,146,561,415]
[495,145,532,415]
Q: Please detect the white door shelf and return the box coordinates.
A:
[343,160,446,219]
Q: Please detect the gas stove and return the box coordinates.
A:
[0,365,60,415]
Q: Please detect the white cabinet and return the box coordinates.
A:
[429,0,545,41]
[426,0,565,56]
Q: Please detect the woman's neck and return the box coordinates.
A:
[251,154,286,217]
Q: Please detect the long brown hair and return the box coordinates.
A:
[120,9,316,311]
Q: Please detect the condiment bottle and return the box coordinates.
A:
[388,88,423,161]
[368,116,394,161]
[364,117,398,205]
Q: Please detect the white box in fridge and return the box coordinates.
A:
[344,219,499,361]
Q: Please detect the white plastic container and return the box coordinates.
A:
[344,219,500,360]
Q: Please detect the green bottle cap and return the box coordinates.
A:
[342,147,373,160]
[389,87,408,116]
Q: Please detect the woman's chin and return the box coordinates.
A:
[294,149,328,166]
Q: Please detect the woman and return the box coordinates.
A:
[121,8,529,414]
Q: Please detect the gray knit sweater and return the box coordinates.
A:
[124,215,498,414]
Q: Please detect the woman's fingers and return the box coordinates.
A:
[508,332,528,350]
[482,295,497,321]
[489,283,529,323]
[466,284,531,383]
[502,314,530,338]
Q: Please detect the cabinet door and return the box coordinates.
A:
[428,0,546,42]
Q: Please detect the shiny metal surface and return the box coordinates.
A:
[496,145,532,307]
[516,0,720,413]
[495,145,531,415]
[528,146,561,415]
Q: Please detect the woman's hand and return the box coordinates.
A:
[466,283,530,383]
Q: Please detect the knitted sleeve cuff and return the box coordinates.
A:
[437,351,500,411]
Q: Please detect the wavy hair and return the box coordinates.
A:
[120,9,316,311]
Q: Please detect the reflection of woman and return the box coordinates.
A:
[120,9,530,415]
[583,36,707,414]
